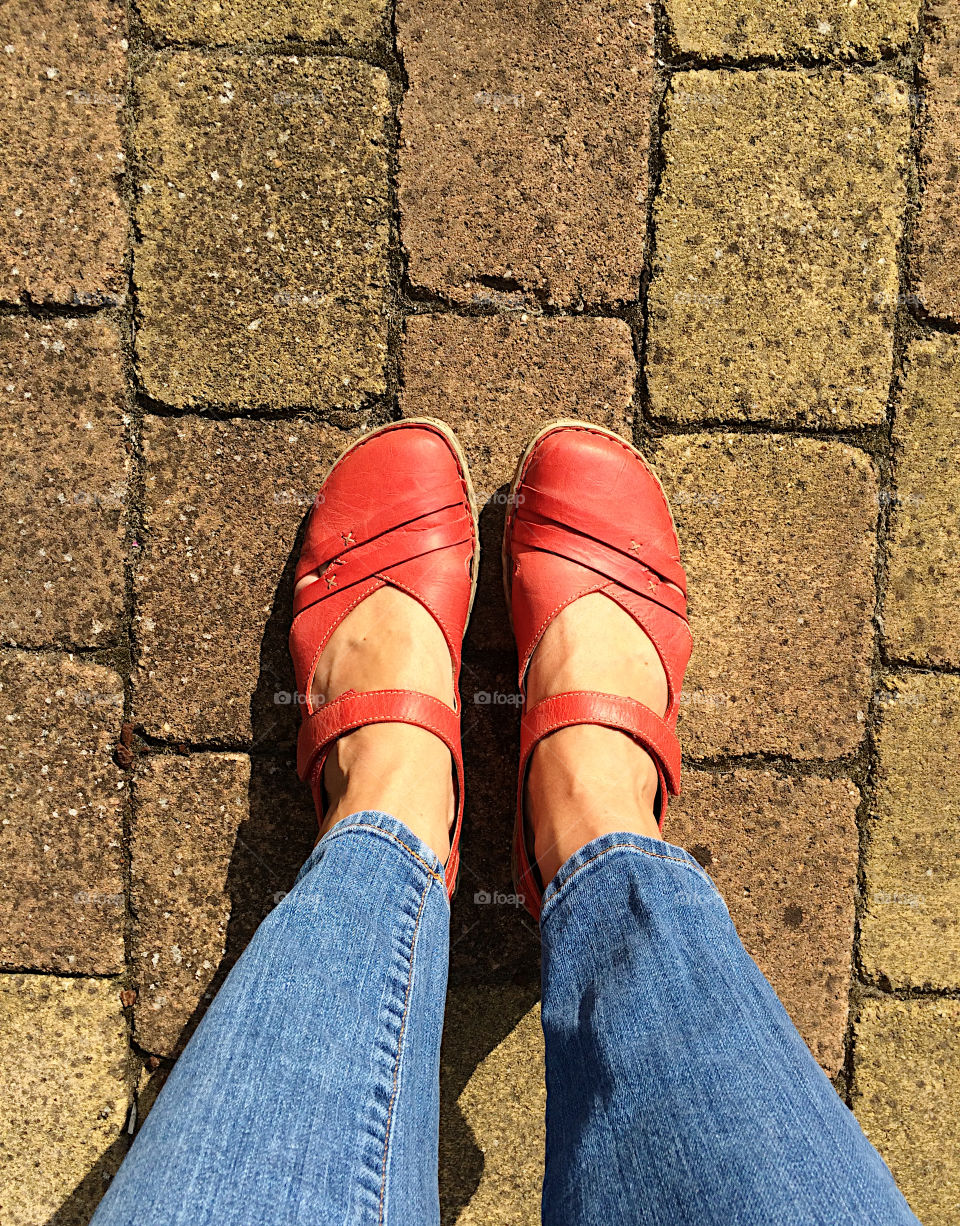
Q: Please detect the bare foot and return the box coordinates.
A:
[294,578,456,864]
[524,593,672,886]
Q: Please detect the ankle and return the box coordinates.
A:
[321,723,454,864]
[525,725,661,886]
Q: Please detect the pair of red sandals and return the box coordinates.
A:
[290,419,692,919]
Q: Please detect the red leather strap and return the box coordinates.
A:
[519,691,682,796]
[294,506,472,618]
[297,689,465,896]
[298,495,464,583]
[511,517,687,620]
[519,489,688,595]
[514,690,681,916]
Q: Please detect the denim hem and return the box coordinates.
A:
[539,831,715,927]
[295,809,448,895]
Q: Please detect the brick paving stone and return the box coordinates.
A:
[914,0,960,320]
[0,974,129,1225]
[654,434,878,759]
[135,53,391,412]
[852,998,960,1226]
[397,0,655,307]
[133,415,352,744]
[453,657,539,984]
[401,315,635,653]
[861,673,960,990]
[885,335,960,667]
[138,0,388,46]
[666,768,860,1074]
[132,753,317,1056]
[647,71,909,427]
[0,651,125,974]
[665,0,917,60]
[132,752,248,1055]
[0,0,127,306]
[440,987,543,1225]
[0,317,128,648]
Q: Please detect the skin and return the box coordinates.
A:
[295,580,669,886]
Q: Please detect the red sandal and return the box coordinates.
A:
[289,419,479,898]
[502,421,692,919]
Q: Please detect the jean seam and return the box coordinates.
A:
[322,822,445,888]
[541,841,714,923]
[378,875,434,1224]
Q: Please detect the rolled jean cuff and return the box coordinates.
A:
[539,830,717,926]
[295,808,448,895]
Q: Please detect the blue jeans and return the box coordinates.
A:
[92,811,917,1225]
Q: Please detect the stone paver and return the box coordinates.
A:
[885,335,960,667]
[667,769,859,1073]
[440,988,543,1224]
[914,0,960,321]
[0,0,128,306]
[453,657,539,984]
[397,0,655,306]
[132,753,249,1055]
[654,434,878,760]
[647,71,909,427]
[135,53,391,412]
[0,974,129,1225]
[132,752,317,1055]
[401,315,635,653]
[861,673,960,991]
[0,317,128,649]
[665,0,917,59]
[139,0,388,46]
[853,998,960,1226]
[0,651,125,974]
[133,415,351,744]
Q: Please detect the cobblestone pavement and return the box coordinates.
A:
[1,0,958,1222]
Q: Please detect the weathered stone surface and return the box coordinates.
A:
[853,998,960,1226]
[0,974,129,1225]
[0,317,128,648]
[398,0,655,306]
[655,434,878,759]
[861,674,960,990]
[914,0,960,320]
[647,71,909,426]
[133,415,352,744]
[132,753,317,1055]
[440,987,543,1224]
[139,0,388,46]
[132,753,249,1055]
[135,53,390,412]
[666,769,860,1074]
[401,315,634,653]
[0,0,128,305]
[0,651,125,973]
[666,0,917,59]
[453,657,540,984]
[885,335,960,667]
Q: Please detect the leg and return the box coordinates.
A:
[526,607,916,1224]
[95,469,465,1224]
[91,811,450,1226]
[538,832,919,1226]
